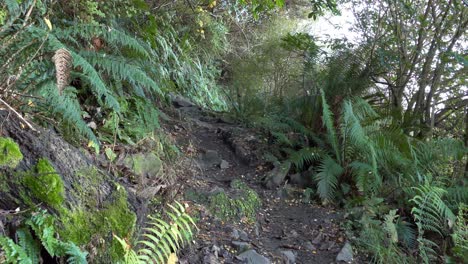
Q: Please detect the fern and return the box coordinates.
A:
[0,236,31,264]
[116,202,197,264]
[16,229,41,264]
[314,156,343,201]
[288,147,323,170]
[320,89,341,163]
[411,184,456,236]
[451,203,468,260]
[0,210,87,264]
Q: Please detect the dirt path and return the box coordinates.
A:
[164,104,350,264]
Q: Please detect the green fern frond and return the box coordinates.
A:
[314,156,343,201]
[64,242,88,264]
[288,147,323,171]
[411,184,455,236]
[116,202,197,264]
[81,52,162,96]
[320,89,340,163]
[395,218,417,249]
[39,82,99,144]
[16,228,41,264]
[55,24,150,58]
[0,236,31,264]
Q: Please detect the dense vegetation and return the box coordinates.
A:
[0,0,467,263]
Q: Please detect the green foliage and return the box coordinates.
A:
[23,158,64,208]
[0,137,23,169]
[451,204,468,260]
[314,156,343,201]
[0,210,88,264]
[208,180,262,222]
[59,186,136,261]
[356,212,414,264]
[410,184,455,237]
[115,201,197,264]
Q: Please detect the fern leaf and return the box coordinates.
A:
[16,228,40,264]
[320,89,341,163]
[288,147,323,171]
[314,156,343,201]
[0,236,31,264]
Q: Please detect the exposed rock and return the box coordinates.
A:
[280,250,296,264]
[212,245,221,258]
[236,250,271,264]
[290,230,299,238]
[231,229,240,240]
[220,159,230,169]
[239,230,249,241]
[289,171,314,188]
[336,242,353,263]
[124,152,162,179]
[265,161,291,189]
[203,253,220,264]
[220,128,262,165]
[254,222,260,237]
[232,241,251,252]
[312,233,324,245]
[198,150,222,168]
[170,93,195,108]
[304,241,317,251]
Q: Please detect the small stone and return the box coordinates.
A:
[231,229,240,240]
[232,241,250,253]
[203,253,220,264]
[336,242,353,263]
[236,250,271,264]
[220,160,230,169]
[255,223,260,237]
[239,230,249,241]
[212,245,221,258]
[280,250,296,264]
[304,241,316,251]
[290,230,299,238]
[312,233,323,244]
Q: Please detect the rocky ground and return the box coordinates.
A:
[162,97,356,264]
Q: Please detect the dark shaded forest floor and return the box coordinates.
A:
[162,101,353,264]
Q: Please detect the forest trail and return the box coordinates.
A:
[164,99,352,264]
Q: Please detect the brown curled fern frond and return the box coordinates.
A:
[52,48,73,94]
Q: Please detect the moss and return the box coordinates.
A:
[59,184,136,261]
[0,137,23,168]
[70,167,103,208]
[207,180,261,222]
[0,173,8,191]
[23,159,64,209]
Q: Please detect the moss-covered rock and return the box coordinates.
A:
[124,152,162,178]
[207,180,261,222]
[59,185,136,261]
[23,158,64,209]
[0,137,23,168]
